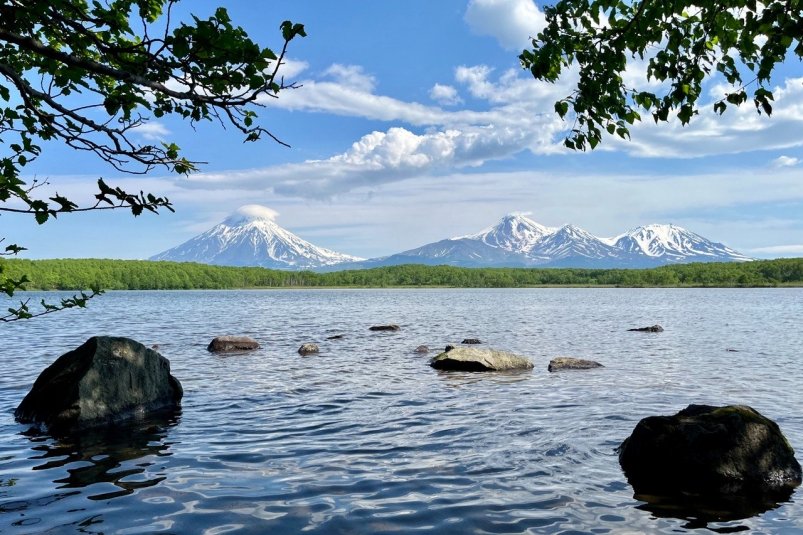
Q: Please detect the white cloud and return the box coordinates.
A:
[430,83,463,106]
[323,64,376,92]
[464,0,546,50]
[133,122,170,141]
[772,155,800,168]
[235,204,279,221]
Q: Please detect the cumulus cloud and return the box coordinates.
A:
[430,83,463,106]
[772,155,800,168]
[464,0,546,50]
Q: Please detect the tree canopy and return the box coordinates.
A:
[520,0,803,150]
[0,0,305,320]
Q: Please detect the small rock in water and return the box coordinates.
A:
[414,345,429,354]
[207,336,260,352]
[548,357,603,372]
[298,343,320,356]
[461,338,482,345]
[430,347,533,372]
[725,348,739,352]
[369,324,400,332]
[618,404,802,498]
[326,334,345,340]
[15,336,183,433]
[628,324,664,332]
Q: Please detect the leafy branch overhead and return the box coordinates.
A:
[520,0,803,150]
[0,0,305,321]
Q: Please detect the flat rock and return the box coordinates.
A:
[207,335,260,352]
[461,338,482,345]
[628,324,664,332]
[15,336,183,433]
[619,404,802,497]
[298,343,320,355]
[430,347,533,372]
[326,334,345,340]
[548,357,604,372]
[369,324,400,332]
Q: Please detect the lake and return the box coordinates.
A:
[1,288,802,534]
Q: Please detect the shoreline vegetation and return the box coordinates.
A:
[1,258,802,290]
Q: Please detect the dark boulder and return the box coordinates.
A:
[444,345,455,352]
[619,404,801,498]
[298,343,320,356]
[326,334,345,340]
[461,338,482,345]
[414,345,429,354]
[15,336,183,433]
[628,324,664,332]
[430,347,533,372]
[369,324,400,331]
[207,335,259,352]
[548,357,603,372]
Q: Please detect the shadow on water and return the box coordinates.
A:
[19,409,181,501]
[633,488,796,533]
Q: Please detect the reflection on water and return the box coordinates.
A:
[634,490,794,532]
[0,289,802,533]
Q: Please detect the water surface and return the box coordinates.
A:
[1,289,801,533]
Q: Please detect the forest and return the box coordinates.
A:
[2,258,802,290]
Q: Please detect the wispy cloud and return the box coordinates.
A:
[771,155,800,168]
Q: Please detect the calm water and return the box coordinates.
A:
[1,288,802,534]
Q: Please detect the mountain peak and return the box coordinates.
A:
[466,212,556,253]
[151,206,362,269]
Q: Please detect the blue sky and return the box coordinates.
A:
[9,0,803,260]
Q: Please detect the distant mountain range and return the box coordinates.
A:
[151,208,751,270]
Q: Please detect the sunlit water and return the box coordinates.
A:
[1,288,801,534]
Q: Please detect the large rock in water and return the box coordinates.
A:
[619,404,801,497]
[548,357,603,372]
[15,336,183,433]
[207,335,259,352]
[430,347,533,371]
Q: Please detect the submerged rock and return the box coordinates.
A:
[430,347,533,372]
[326,334,345,340]
[298,343,320,356]
[369,324,400,332]
[461,338,482,345]
[619,404,801,498]
[207,336,259,352]
[15,336,183,433]
[548,357,603,372]
[628,324,664,332]
[414,345,429,354]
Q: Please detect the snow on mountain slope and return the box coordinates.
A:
[611,224,752,263]
[465,214,556,253]
[150,205,362,270]
[527,224,625,263]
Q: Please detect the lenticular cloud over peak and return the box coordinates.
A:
[232,205,280,222]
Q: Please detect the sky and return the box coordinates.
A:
[8,0,803,260]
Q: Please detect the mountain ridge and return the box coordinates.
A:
[151,209,751,271]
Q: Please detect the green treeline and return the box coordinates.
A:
[1,258,802,290]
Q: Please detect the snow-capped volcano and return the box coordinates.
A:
[610,224,752,263]
[150,205,362,269]
[466,214,556,253]
[346,214,750,270]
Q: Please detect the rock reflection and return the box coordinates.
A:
[634,489,795,532]
[24,409,180,501]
